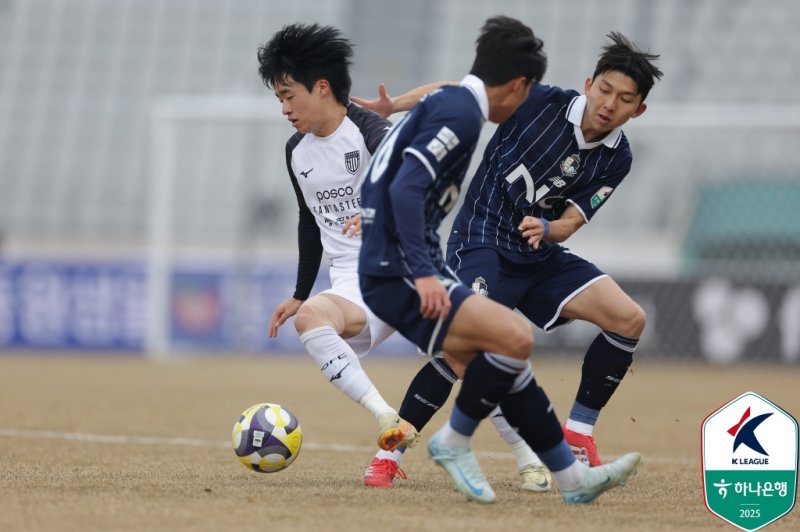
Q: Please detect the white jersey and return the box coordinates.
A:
[286,104,391,299]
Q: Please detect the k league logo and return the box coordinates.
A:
[728,407,772,460]
[702,392,798,531]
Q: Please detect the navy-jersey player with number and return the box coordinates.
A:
[448,32,663,469]
[359,16,642,505]
[356,32,664,475]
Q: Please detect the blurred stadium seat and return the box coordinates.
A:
[683,181,800,277]
[1,0,799,249]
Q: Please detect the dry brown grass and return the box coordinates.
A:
[1,354,798,532]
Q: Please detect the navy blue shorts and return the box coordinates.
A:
[360,273,473,355]
[446,245,606,331]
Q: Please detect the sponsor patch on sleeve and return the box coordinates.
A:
[425,126,461,162]
[436,126,460,150]
[426,138,448,162]
[590,186,614,208]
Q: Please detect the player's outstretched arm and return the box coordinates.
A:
[352,81,454,117]
[269,297,304,337]
[351,83,394,118]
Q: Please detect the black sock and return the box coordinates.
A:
[575,331,636,410]
[455,353,524,421]
[500,379,563,453]
[398,359,456,431]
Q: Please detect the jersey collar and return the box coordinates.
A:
[566,94,623,149]
[460,74,489,122]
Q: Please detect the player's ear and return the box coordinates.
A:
[632,102,647,118]
[584,77,593,94]
[316,79,331,97]
[512,75,529,94]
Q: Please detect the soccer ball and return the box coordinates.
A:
[231,403,302,473]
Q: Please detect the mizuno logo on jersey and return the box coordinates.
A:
[426,126,460,162]
[299,168,314,178]
[344,150,360,174]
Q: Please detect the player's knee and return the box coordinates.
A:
[506,321,534,359]
[621,302,646,338]
[293,303,316,334]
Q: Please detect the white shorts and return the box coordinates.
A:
[320,267,396,357]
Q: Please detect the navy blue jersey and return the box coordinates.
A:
[359,77,486,278]
[449,84,633,263]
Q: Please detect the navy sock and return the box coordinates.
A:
[455,352,525,422]
[569,402,600,425]
[500,379,564,453]
[575,331,636,410]
[398,359,456,431]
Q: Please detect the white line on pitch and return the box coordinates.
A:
[0,428,695,466]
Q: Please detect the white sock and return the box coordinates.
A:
[488,407,543,469]
[550,461,587,491]
[437,421,471,449]
[359,386,396,419]
[299,326,379,406]
[375,449,403,463]
[565,418,594,436]
[510,440,544,470]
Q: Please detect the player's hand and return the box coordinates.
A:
[351,83,393,118]
[269,297,303,338]
[518,216,548,249]
[414,276,451,320]
[342,214,362,237]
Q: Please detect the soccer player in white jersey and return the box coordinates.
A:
[258,22,555,491]
[355,32,663,474]
[359,16,642,504]
[257,23,418,466]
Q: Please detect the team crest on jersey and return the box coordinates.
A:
[590,186,614,208]
[344,150,360,174]
[560,154,581,177]
[471,276,489,296]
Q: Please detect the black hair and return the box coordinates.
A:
[257,23,353,105]
[469,15,547,86]
[593,32,663,101]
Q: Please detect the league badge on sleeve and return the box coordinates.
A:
[590,186,614,209]
[702,391,798,531]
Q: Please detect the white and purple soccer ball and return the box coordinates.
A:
[232,403,302,473]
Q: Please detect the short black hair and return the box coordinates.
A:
[593,32,663,101]
[257,23,353,105]
[469,15,547,87]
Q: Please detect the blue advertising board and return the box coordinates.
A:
[0,259,798,363]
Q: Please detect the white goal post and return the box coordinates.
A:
[147,95,290,359]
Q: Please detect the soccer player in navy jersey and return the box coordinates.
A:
[257,23,420,461]
[356,32,663,480]
[358,17,641,504]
